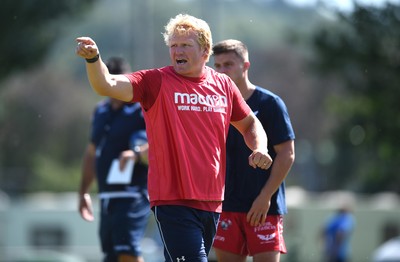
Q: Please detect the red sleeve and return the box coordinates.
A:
[230,81,251,122]
[124,69,161,111]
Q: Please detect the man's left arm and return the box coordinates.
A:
[248,140,295,226]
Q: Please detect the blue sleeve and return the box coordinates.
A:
[260,95,295,146]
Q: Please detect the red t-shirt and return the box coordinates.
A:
[125,66,250,212]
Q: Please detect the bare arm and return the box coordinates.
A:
[78,143,96,222]
[231,112,272,170]
[75,37,133,102]
[247,140,295,226]
[118,142,149,170]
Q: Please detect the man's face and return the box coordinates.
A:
[169,31,207,77]
[213,52,245,84]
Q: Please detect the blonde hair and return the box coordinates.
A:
[163,14,213,60]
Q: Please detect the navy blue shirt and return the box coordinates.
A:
[91,99,147,193]
[223,87,295,214]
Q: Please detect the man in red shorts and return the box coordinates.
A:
[212,39,295,262]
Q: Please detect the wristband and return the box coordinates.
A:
[133,146,141,155]
[133,146,141,161]
[85,54,99,63]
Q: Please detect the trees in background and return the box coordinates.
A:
[311,4,400,193]
[0,0,95,194]
[0,0,95,81]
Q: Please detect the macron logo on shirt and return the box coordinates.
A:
[174,92,227,113]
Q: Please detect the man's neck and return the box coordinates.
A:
[237,79,256,101]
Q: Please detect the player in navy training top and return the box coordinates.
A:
[212,39,295,262]
[78,57,150,262]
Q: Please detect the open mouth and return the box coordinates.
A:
[176,59,187,65]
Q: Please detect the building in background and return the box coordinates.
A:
[1,189,399,262]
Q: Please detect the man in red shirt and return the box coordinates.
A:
[76,13,272,262]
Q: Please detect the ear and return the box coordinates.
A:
[244,61,251,71]
[203,48,210,61]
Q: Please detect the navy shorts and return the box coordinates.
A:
[100,195,150,261]
[153,205,220,262]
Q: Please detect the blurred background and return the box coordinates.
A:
[1,0,400,261]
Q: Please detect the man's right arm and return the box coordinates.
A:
[231,112,272,170]
[75,37,133,102]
